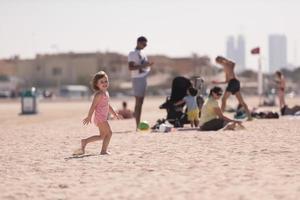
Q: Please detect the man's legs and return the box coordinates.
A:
[135,96,144,129]
[221,91,231,112]
[235,91,252,120]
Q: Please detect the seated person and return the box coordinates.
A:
[281,105,300,116]
[200,86,244,131]
[117,101,134,119]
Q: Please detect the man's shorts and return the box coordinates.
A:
[226,78,240,95]
[187,109,200,121]
[132,76,147,97]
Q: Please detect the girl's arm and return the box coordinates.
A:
[174,99,185,106]
[83,93,101,125]
[109,104,120,119]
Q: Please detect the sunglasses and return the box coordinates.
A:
[216,92,222,96]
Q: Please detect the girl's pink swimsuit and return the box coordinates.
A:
[94,92,109,125]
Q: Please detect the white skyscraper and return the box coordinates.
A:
[268,34,287,72]
[226,35,246,73]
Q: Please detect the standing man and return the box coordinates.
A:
[212,56,252,121]
[128,36,154,129]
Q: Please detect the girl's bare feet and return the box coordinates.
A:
[72,139,87,156]
[100,151,111,155]
[81,139,86,154]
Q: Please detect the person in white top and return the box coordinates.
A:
[128,36,154,130]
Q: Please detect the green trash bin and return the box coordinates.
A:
[21,87,38,114]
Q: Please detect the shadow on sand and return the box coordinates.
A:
[64,153,99,161]
[113,130,133,134]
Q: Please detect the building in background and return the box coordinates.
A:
[268,34,287,72]
[0,52,129,89]
[226,35,246,73]
[0,52,217,95]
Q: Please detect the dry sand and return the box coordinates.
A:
[0,97,300,200]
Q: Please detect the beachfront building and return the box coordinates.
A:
[0,52,129,89]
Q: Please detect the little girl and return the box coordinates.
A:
[73,71,119,156]
[174,87,200,127]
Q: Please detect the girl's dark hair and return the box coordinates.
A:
[91,71,107,91]
[275,70,282,78]
[188,87,198,96]
[209,86,223,96]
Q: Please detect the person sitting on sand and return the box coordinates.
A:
[281,105,300,116]
[200,86,244,131]
[174,87,200,128]
[117,101,134,119]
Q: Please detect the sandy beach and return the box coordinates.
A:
[0,97,300,200]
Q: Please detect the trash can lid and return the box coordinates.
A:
[22,90,33,97]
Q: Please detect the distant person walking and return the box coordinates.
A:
[275,70,286,109]
[212,56,252,121]
[128,36,153,129]
[73,71,119,156]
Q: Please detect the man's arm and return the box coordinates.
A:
[128,61,153,71]
[212,80,228,84]
[216,56,235,67]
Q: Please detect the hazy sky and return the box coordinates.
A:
[1,0,300,70]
